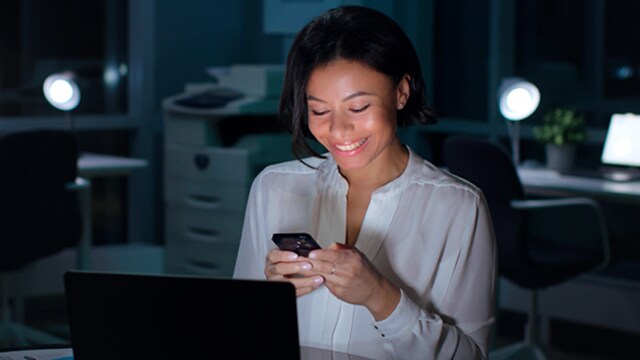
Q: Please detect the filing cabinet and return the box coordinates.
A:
[164,142,251,277]
[163,90,291,277]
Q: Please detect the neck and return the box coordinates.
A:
[340,141,409,189]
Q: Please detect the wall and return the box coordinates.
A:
[153,0,284,108]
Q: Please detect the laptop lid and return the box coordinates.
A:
[601,113,640,168]
[64,271,300,360]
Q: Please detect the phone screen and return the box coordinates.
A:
[271,232,321,257]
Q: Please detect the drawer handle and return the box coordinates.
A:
[185,260,220,274]
[186,195,220,209]
[193,153,210,170]
[186,227,219,242]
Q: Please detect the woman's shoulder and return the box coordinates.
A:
[409,153,484,200]
[254,156,326,181]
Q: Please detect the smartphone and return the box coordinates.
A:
[271,232,322,257]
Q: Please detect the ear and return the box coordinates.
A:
[396,74,411,110]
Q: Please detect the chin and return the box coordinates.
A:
[333,156,370,171]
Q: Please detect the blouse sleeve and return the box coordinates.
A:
[233,174,268,281]
[373,192,497,360]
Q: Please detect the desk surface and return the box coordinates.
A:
[0,346,373,360]
[78,152,148,177]
[518,166,640,204]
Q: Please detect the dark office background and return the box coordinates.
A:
[1,0,640,356]
[0,0,638,271]
[2,0,640,244]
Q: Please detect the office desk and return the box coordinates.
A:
[504,165,640,337]
[0,346,373,360]
[518,166,640,204]
[76,153,148,269]
[78,152,148,177]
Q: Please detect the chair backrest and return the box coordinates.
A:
[443,136,526,277]
[0,130,82,271]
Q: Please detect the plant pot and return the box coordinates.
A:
[546,143,576,172]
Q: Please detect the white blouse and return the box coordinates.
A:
[233,147,496,359]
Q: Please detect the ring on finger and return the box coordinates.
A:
[330,263,336,275]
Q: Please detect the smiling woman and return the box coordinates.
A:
[306,59,408,176]
[233,5,497,360]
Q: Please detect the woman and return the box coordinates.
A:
[233,6,496,359]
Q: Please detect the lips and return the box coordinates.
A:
[334,138,368,152]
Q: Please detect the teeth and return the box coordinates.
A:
[335,138,367,151]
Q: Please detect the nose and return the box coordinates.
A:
[329,112,354,138]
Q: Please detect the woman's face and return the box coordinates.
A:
[305,59,409,174]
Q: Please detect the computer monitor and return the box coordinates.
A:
[601,113,640,167]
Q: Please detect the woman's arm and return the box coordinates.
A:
[374,194,497,359]
[304,191,496,359]
[233,177,267,280]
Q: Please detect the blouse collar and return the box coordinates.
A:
[317,146,430,199]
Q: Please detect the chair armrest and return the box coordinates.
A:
[511,197,600,210]
[66,177,91,191]
[511,197,611,271]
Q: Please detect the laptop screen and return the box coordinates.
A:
[601,113,640,167]
[64,271,300,360]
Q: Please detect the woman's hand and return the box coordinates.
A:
[308,243,401,321]
[265,249,325,297]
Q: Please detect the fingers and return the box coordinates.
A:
[267,269,324,298]
[328,242,351,250]
[308,243,354,276]
[264,249,325,297]
[267,248,299,263]
[265,257,312,279]
[290,276,324,296]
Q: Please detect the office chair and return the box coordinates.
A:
[0,130,86,347]
[443,136,610,360]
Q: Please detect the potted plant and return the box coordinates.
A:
[533,108,586,171]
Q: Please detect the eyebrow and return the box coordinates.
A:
[306,91,374,103]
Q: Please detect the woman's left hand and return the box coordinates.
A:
[308,243,401,321]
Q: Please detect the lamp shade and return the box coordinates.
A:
[43,72,81,111]
[498,77,540,121]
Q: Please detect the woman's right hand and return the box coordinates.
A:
[265,249,325,297]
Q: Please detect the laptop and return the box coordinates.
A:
[64,271,300,360]
[561,113,640,181]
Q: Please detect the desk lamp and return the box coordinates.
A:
[498,77,540,164]
[43,72,81,129]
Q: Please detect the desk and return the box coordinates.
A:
[78,152,148,177]
[76,153,148,269]
[0,346,373,360]
[505,165,640,338]
[518,166,640,204]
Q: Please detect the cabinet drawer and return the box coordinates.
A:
[165,143,251,183]
[164,207,244,277]
[165,206,244,245]
[165,178,248,212]
[165,236,239,277]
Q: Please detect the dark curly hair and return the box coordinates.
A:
[279,5,437,162]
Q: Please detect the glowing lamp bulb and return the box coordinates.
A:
[498,78,540,121]
[49,79,74,104]
[43,72,81,111]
